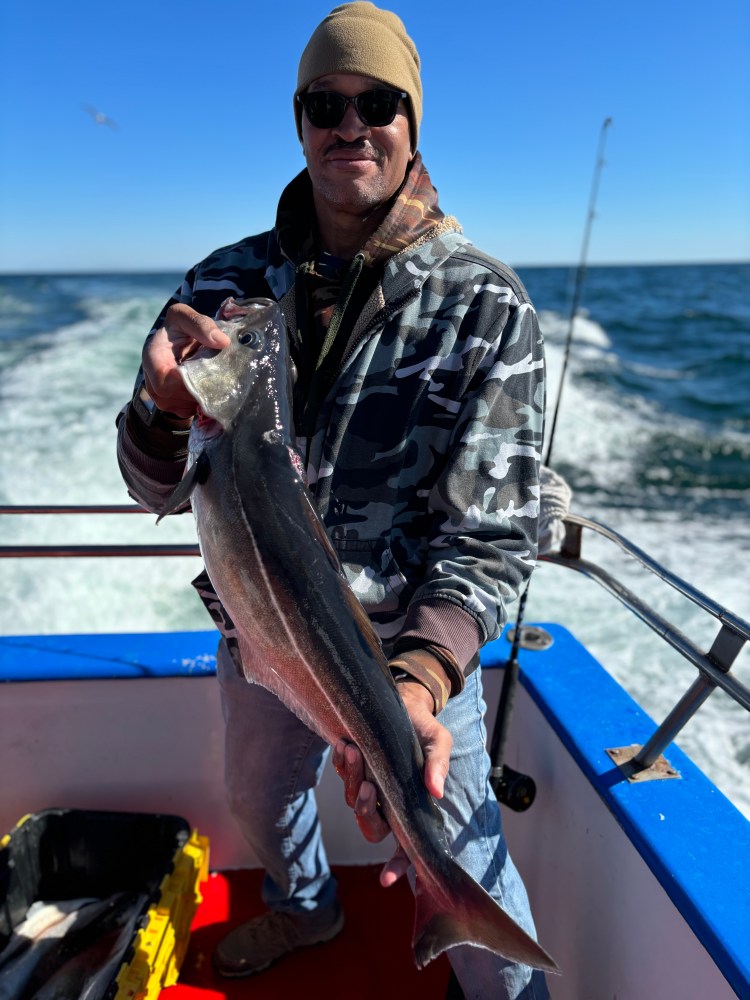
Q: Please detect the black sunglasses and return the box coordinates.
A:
[297,88,407,129]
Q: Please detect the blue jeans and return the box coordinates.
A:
[217,639,549,1000]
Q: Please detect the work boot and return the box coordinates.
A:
[213,901,345,977]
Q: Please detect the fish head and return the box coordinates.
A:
[180,297,291,435]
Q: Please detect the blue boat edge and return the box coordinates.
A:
[484,622,750,999]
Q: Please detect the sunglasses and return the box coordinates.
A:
[297,88,407,129]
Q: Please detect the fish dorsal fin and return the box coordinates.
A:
[297,487,344,575]
[156,452,211,523]
[297,488,391,675]
[345,583,393,681]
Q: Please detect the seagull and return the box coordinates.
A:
[82,104,118,130]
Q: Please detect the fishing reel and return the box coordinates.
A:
[491,765,537,812]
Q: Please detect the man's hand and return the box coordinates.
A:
[332,679,452,887]
[142,304,230,418]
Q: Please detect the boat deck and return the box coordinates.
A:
[162,866,452,999]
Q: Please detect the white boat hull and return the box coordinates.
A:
[1,625,748,999]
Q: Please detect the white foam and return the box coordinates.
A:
[0,294,206,635]
[538,308,613,348]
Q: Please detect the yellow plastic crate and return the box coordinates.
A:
[113,828,209,999]
[0,808,209,1000]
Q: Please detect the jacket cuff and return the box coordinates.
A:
[122,404,191,470]
[395,598,485,673]
[118,406,188,486]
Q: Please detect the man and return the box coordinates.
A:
[117,4,548,997]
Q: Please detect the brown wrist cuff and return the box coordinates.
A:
[389,648,454,715]
[390,668,437,714]
[125,403,192,461]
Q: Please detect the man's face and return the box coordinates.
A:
[301,73,413,219]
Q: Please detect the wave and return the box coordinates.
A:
[538,309,612,349]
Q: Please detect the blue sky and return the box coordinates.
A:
[1,0,748,273]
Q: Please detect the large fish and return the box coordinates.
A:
[162,296,558,974]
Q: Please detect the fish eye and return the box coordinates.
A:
[238,330,261,348]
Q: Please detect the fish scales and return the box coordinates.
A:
[164,296,557,974]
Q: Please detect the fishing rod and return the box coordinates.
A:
[545,116,613,467]
[489,117,613,811]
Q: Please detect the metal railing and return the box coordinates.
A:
[2,504,749,776]
[0,505,200,558]
[541,513,750,773]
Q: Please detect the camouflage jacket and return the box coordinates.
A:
[118,169,545,677]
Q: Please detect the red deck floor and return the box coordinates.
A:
[162,866,452,999]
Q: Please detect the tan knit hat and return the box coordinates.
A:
[295,2,422,147]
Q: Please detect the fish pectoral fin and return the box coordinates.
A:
[412,862,559,974]
[156,451,211,523]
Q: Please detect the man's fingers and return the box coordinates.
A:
[141,341,196,417]
[333,740,367,809]
[333,740,391,842]
[353,781,390,843]
[379,844,410,887]
[342,742,364,808]
[423,731,452,799]
[165,303,230,350]
[139,305,230,417]
[397,685,453,800]
[333,740,346,778]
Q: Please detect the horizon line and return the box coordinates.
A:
[1,259,748,278]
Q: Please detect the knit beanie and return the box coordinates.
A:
[295,2,422,147]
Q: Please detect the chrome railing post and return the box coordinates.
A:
[631,676,716,771]
[632,621,747,771]
[540,515,750,779]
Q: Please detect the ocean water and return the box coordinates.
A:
[0,263,748,816]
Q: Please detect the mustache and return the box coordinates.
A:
[323,137,380,158]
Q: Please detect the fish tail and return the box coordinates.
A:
[412,859,559,974]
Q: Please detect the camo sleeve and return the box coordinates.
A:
[116,270,198,512]
[396,300,545,670]
[118,232,284,512]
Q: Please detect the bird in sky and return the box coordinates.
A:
[82,104,118,130]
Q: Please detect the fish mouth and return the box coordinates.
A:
[193,406,223,439]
